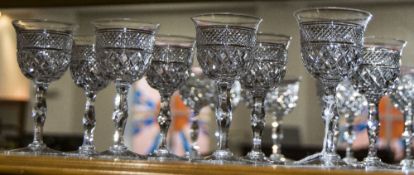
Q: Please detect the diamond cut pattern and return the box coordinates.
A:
[97,48,151,83]
[352,48,401,102]
[195,26,256,81]
[146,46,193,93]
[241,43,288,95]
[18,31,72,50]
[196,26,256,46]
[299,22,364,85]
[300,22,364,44]
[96,29,155,51]
[95,29,155,83]
[302,43,359,82]
[198,45,249,81]
[70,45,109,92]
[16,31,72,83]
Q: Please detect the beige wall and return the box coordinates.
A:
[2,0,414,153]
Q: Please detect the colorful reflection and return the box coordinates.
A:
[129,78,210,156]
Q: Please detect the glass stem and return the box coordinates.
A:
[367,101,379,158]
[190,108,200,157]
[112,82,130,149]
[345,114,355,159]
[403,102,413,160]
[157,93,171,151]
[81,91,97,150]
[321,92,339,156]
[251,95,265,153]
[31,83,48,147]
[272,114,283,155]
[216,81,232,151]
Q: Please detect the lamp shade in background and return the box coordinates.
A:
[0,14,30,101]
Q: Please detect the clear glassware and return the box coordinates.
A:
[179,67,216,161]
[389,67,414,171]
[240,33,291,165]
[8,19,76,156]
[146,35,194,161]
[230,80,242,108]
[93,18,159,159]
[293,7,372,167]
[192,13,262,164]
[265,78,300,165]
[68,36,109,157]
[336,79,368,165]
[212,80,242,149]
[352,37,406,170]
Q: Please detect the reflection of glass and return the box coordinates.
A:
[146,35,194,161]
[69,36,109,157]
[265,78,300,164]
[230,80,242,108]
[352,37,406,170]
[336,79,367,165]
[240,33,291,165]
[390,67,414,171]
[192,13,262,164]
[294,7,372,167]
[9,19,76,156]
[93,18,159,159]
[179,67,216,160]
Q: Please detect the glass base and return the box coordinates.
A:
[147,148,186,162]
[401,159,414,171]
[242,150,272,165]
[64,146,98,158]
[343,156,358,165]
[184,152,203,162]
[99,145,145,160]
[7,143,62,156]
[202,149,242,164]
[270,153,291,165]
[293,152,348,168]
[355,156,400,170]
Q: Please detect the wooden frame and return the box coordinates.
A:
[0,155,406,175]
[0,0,250,8]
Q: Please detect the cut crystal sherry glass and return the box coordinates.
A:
[352,36,406,170]
[93,18,159,159]
[69,36,109,157]
[9,19,76,156]
[265,78,300,165]
[390,67,414,171]
[294,7,372,167]
[179,67,216,161]
[146,35,194,161]
[240,33,291,165]
[192,13,262,164]
[336,79,368,165]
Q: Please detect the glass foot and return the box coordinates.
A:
[202,149,242,164]
[355,156,400,170]
[343,156,358,166]
[185,152,203,162]
[401,159,414,171]
[7,143,62,156]
[147,149,186,162]
[270,153,292,165]
[242,150,272,165]
[99,145,145,160]
[293,152,348,168]
[65,146,98,158]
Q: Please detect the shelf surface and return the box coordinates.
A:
[0,155,410,175]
